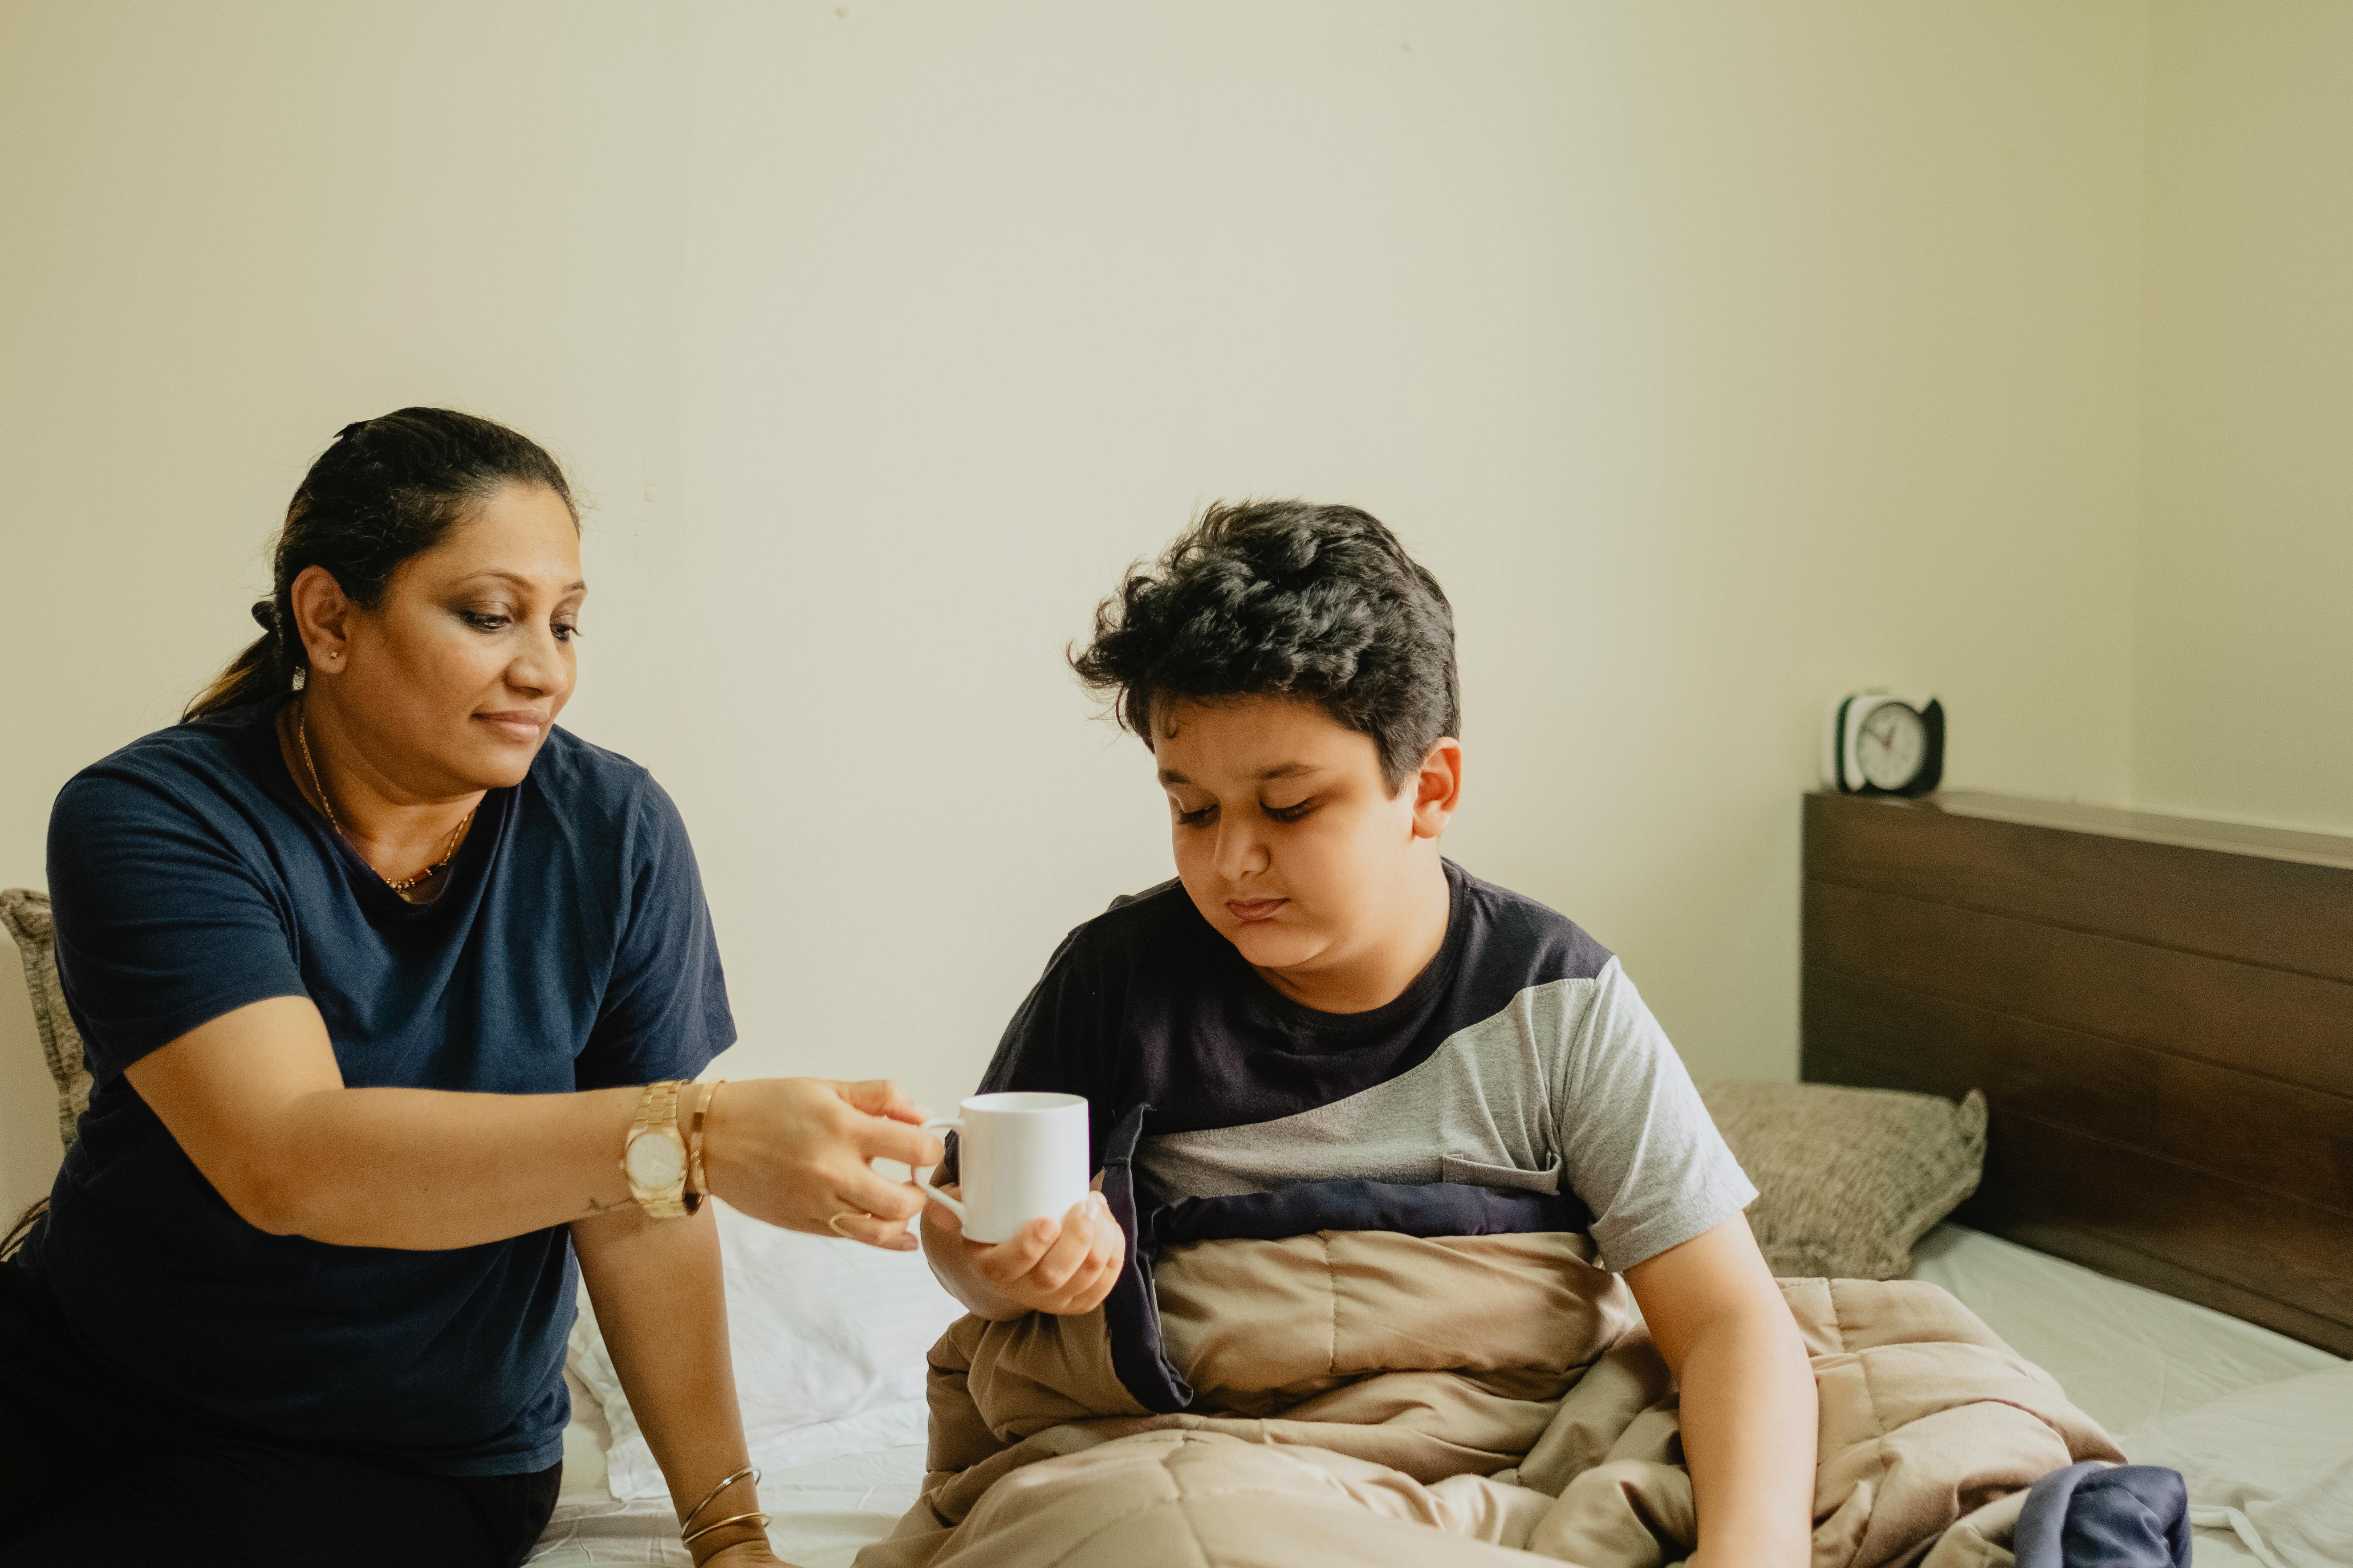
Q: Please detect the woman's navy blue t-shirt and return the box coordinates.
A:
[26,701,734,1476]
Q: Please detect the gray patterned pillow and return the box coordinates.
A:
[1699,1080,1987,1280]
[2,889,90,1149]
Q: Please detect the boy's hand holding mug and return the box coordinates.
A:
[915,1093,1125,1318]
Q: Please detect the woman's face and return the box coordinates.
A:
[308,481,584,798]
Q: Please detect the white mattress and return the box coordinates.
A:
[530,1442,927,1567]
[1904,1224,2345,1568]
[1902,1223,2341,1443]
[528,1374,927,1568]
[528,1223,2346,1566]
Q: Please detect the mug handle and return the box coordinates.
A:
[912,1117,965,1222]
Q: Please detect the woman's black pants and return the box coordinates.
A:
[0,1253,560,1568]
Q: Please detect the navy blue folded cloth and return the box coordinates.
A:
[2015,1462,2191,1568]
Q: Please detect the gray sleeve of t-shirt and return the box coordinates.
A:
[1552,957,1757,1271]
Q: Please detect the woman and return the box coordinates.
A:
[0,409,939,1568]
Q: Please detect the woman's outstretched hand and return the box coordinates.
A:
[701,1078,942,1251]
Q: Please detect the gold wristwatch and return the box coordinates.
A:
[622,1081,691,1219]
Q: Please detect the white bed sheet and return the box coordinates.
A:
[528,1374,927,1568]
[529,1441,927,1568]
[1901,1223,2343,1443]
[528,1223,2346,1567]
[1903,1224,2346,1568]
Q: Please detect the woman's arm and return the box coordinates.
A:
[573,1202,778,1566]
[1623,1215,1817,1568]
[123,995,941,1251]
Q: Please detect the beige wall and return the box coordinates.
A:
[2131,3,2353,835]
[1,2,2153,1210]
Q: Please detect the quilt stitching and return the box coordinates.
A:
[1321,1233,1340,1376]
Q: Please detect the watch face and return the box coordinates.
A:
[626,1131,685,1188]
[1857,702,1927,790]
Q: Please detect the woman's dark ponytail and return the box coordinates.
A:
[0,1196,42,1262]
[185,410,575,722]
[182,599,298,721]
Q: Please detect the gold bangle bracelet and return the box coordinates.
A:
[687,1079,724,1203]
[680,1464,760,1532]
[682,1509,773,1548]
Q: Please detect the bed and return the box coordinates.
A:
[528,1219,2346,1568]
[1805,788,2353,1568]
[529,788,2353,1566]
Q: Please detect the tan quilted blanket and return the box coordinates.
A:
[858,1231,2119,1568]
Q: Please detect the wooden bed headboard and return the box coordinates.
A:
[1802,789,2353,1357]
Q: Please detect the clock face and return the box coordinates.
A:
[625,1131,685,1188]
[1857,702,1927,790]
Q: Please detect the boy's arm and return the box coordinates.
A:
[1624,1215,1817,1568]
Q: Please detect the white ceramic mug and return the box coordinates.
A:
[913,1091,1092,1245]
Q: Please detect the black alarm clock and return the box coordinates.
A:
[1822,692,1944,797]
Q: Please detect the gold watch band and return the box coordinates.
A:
[622,1080,691,1219]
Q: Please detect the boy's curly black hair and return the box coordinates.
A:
[1071,500,1459,793]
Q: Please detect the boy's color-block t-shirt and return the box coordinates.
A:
[974,860,1754,1271]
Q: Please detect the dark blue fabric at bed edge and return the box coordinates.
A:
[1095,1102,1595,1413]
[2015,1462,2190,1568]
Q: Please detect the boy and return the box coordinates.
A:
[922,502,1814,1568]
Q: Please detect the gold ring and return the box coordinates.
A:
[827,1211,867,1237]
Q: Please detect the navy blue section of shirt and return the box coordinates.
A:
[972,861,1614,1168]
[28,702,734,1475]
[1149,1178,1592,1247]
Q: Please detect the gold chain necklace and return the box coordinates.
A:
[296,702,475,895]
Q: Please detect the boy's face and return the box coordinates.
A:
[1155,695,1456,988]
